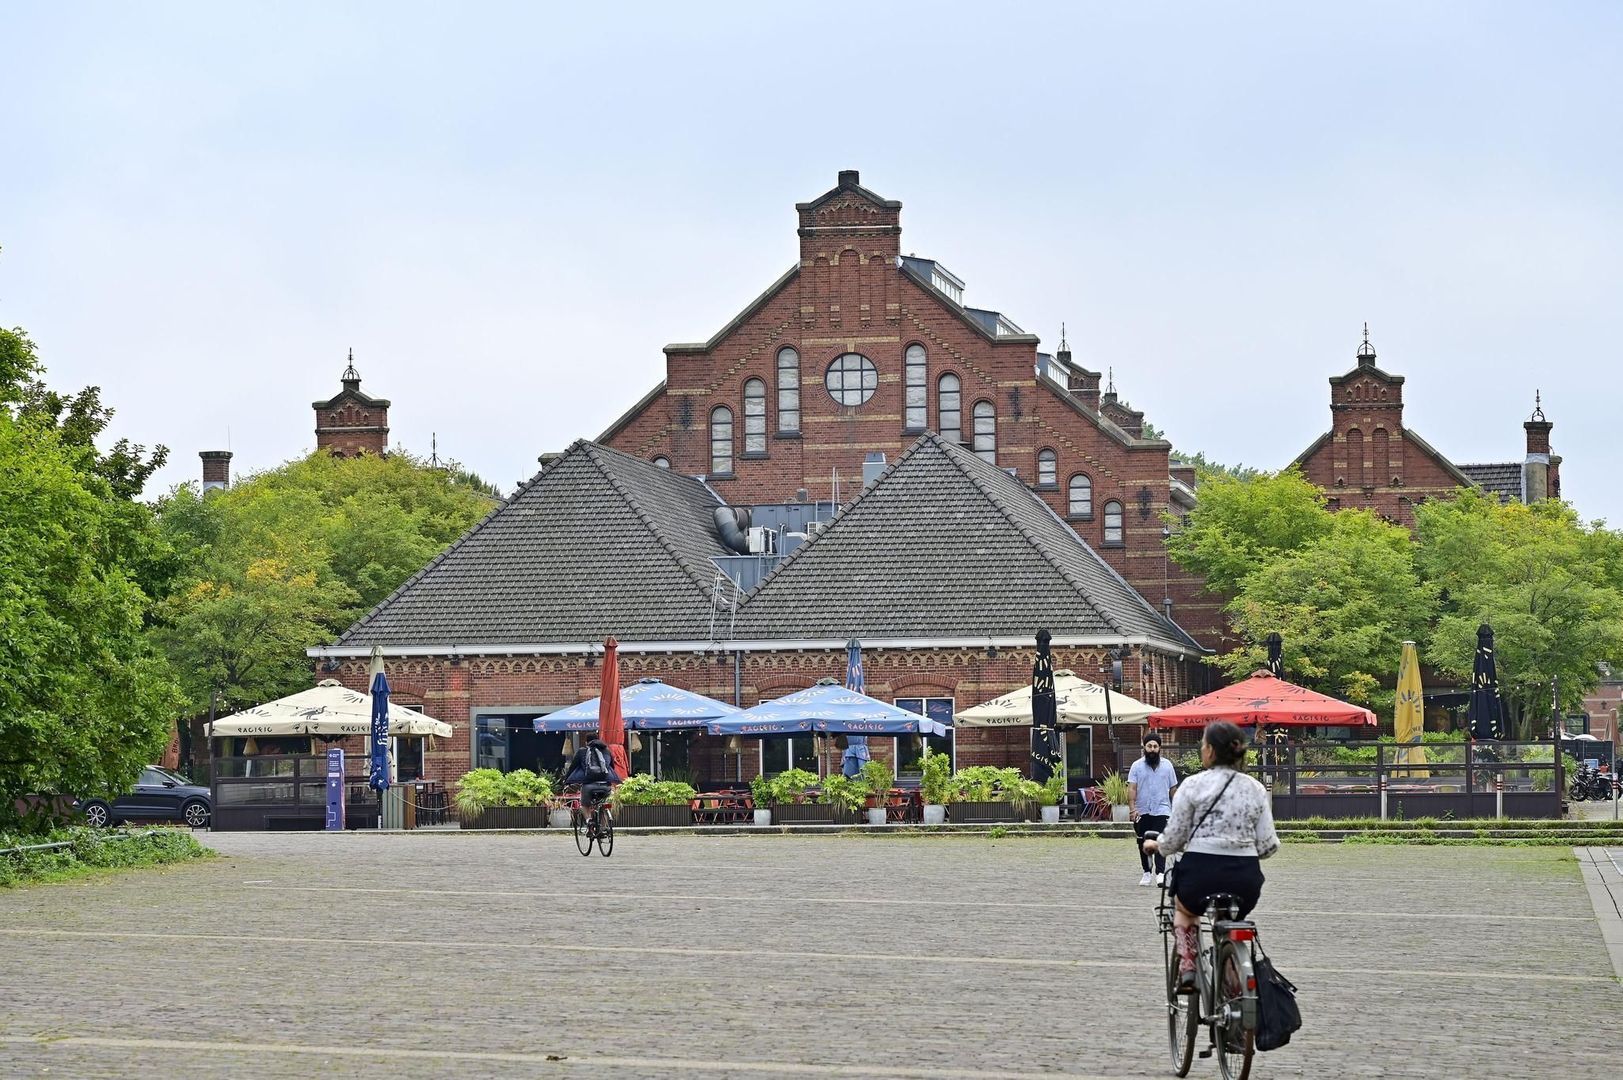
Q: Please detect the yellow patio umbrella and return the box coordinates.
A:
[1394,640,1429,778]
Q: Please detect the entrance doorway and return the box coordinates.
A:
[1064,728,1093,788]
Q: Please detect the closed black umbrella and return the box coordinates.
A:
[1030,629,1061,783]
[1467,624,1505,740]
[1265,633,1284,677]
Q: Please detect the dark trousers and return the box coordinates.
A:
[1135,814,1168,873]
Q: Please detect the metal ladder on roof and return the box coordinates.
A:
[708,567,739,645]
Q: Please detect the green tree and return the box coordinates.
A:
[0,413,182,817]
[1417,492,1623,737]
[153,450,497,718]
[1166,467,1332,595]
[1217,510,1437,711]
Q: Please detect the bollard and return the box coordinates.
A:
[1379,773,1387,822]
[1495,773,1504,820]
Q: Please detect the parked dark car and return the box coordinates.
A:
[79,767,212,828]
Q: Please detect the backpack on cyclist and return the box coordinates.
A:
[1253,942,1302,1051]
[583,743,614,784]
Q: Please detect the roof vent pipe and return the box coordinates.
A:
[713,506,752,554]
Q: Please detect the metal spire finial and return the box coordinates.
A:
[342,347,360,383]
[429,432,442,469]
[1059,322,1068,352]
[1530,389,1546,423]
[1357,323,1376,361]
[1106,366,1116,394]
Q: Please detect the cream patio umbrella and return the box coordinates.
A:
[204,679,453,739]
[955,670,1155,728]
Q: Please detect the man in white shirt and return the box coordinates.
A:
[1128,732,1178,886]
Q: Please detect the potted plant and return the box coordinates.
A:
[919,749,952,825]
[817,774,867,825]
[1099,769,1132,823]
[768,768,826,823]
[749,772,774,826]
[948,766,1025,823]
[860,759,894,826]
[457,769,555,830]
[1033,771,1066,824]
[612,774,698,828]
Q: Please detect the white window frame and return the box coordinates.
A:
[1103,500,1124,545]
[1069,474,1093,517]
[938,374,962,443]
[743,378,767,455]
[1037,449,1057,487]
[777,347,800,433]
[972,401,996,464]
[710,405,734,476]
[904,344,928,430]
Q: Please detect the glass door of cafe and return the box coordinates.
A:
[1064,728,1093,788]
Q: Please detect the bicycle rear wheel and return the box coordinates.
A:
[573,808,593,856]
[1214,941,1255,1080]
[1165,930,1195,1076]
[597,808,614,857]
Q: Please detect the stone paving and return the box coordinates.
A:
[0,832,1617,1078]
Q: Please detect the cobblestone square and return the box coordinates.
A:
[0,833,1617,1078]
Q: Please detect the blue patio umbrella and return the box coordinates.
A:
[841,640,871,777]
[534,679,739,732]
[708,680,950,737]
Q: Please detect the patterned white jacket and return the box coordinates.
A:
[1156,766,1280,859]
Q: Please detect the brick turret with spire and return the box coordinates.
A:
[314,349,391,457]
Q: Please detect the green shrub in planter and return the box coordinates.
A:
[749,772,774,808]
[613,774,698,807]
[1099,769,1131,807]
[950,766,1027,803]
[767,768,820,805]
[919,750,953,805]
[859,759,895,803]
[818,774,866,813]
[454,768,507,821]
[501,769,554,806]
[1033,772,1066,808]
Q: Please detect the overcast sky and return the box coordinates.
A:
[3,3,1619,522]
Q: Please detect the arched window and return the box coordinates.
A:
[710,406,733,476]
[1103,500,1124,545]
[743,378,766,455]
[972,401,996,464]
[652,456,670,469]
[938,374,962,443]
[1037,449,1057,487]
[1068,474,1093,517]
[776,347,800,433]
[904,344,928,430]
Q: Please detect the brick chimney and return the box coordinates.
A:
[200,450,232,492]
[1523,391,1553,502]
[1069,366,1102,411]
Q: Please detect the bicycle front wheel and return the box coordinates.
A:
[1214,941,1255,1080]
[573,809,593,856]
[1165,931,1196,1076]
[597,808,614,857]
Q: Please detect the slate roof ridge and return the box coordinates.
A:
[1456,460,1520,469]
[334,441,581,645]
[737,433,940,603]
[578,441,725,601]
[931,438,1127,637]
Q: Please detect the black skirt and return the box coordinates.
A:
[1170,851,1265,917]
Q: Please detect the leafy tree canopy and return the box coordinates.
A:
[1165,467,1331,596]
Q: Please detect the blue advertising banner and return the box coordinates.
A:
[369,670,391,792]
[325,748,345,830]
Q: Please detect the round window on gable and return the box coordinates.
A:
[825,353,878,407]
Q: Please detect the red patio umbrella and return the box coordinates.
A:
[1150,670,1377,729]
[597,637,631,778]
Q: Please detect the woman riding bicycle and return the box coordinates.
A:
[1143,721,1279,992]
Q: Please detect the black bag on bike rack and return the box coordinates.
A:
[1252,941,1301,1051]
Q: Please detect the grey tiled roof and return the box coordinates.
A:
[1458,462,1523,503]
[335,441,726,647]
[732,434,1200,649]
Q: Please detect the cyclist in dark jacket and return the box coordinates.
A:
[564,738,622,809]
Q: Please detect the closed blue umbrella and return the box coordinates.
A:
[842,640,871,778]
[367,647,390,830]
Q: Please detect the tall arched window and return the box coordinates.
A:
[904,344,928,430]
[972,401,996,464]
[710,405,734,476]
[1068,474,1093,517]
[938,374,962,443]
[776,347,800,433]
[1037,449,1057,487]
[1103,500,1124,545]
[742,378,766,455]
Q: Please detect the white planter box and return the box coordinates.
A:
[753,808,772,827]
[922,804,947,825]
[866,807,887,826]
[548,808,573,830]
[1111,805,1131,823]
[1040,805,1061,825]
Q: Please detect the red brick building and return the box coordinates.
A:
[313,350,390,458]
[601,170,1218,648]
[1292,328,1559,527]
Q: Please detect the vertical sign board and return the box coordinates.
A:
[325,748,345,830]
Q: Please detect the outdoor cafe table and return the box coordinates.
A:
[691,791,752,824]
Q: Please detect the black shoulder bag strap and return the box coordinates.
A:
[1187,772,1238,841]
